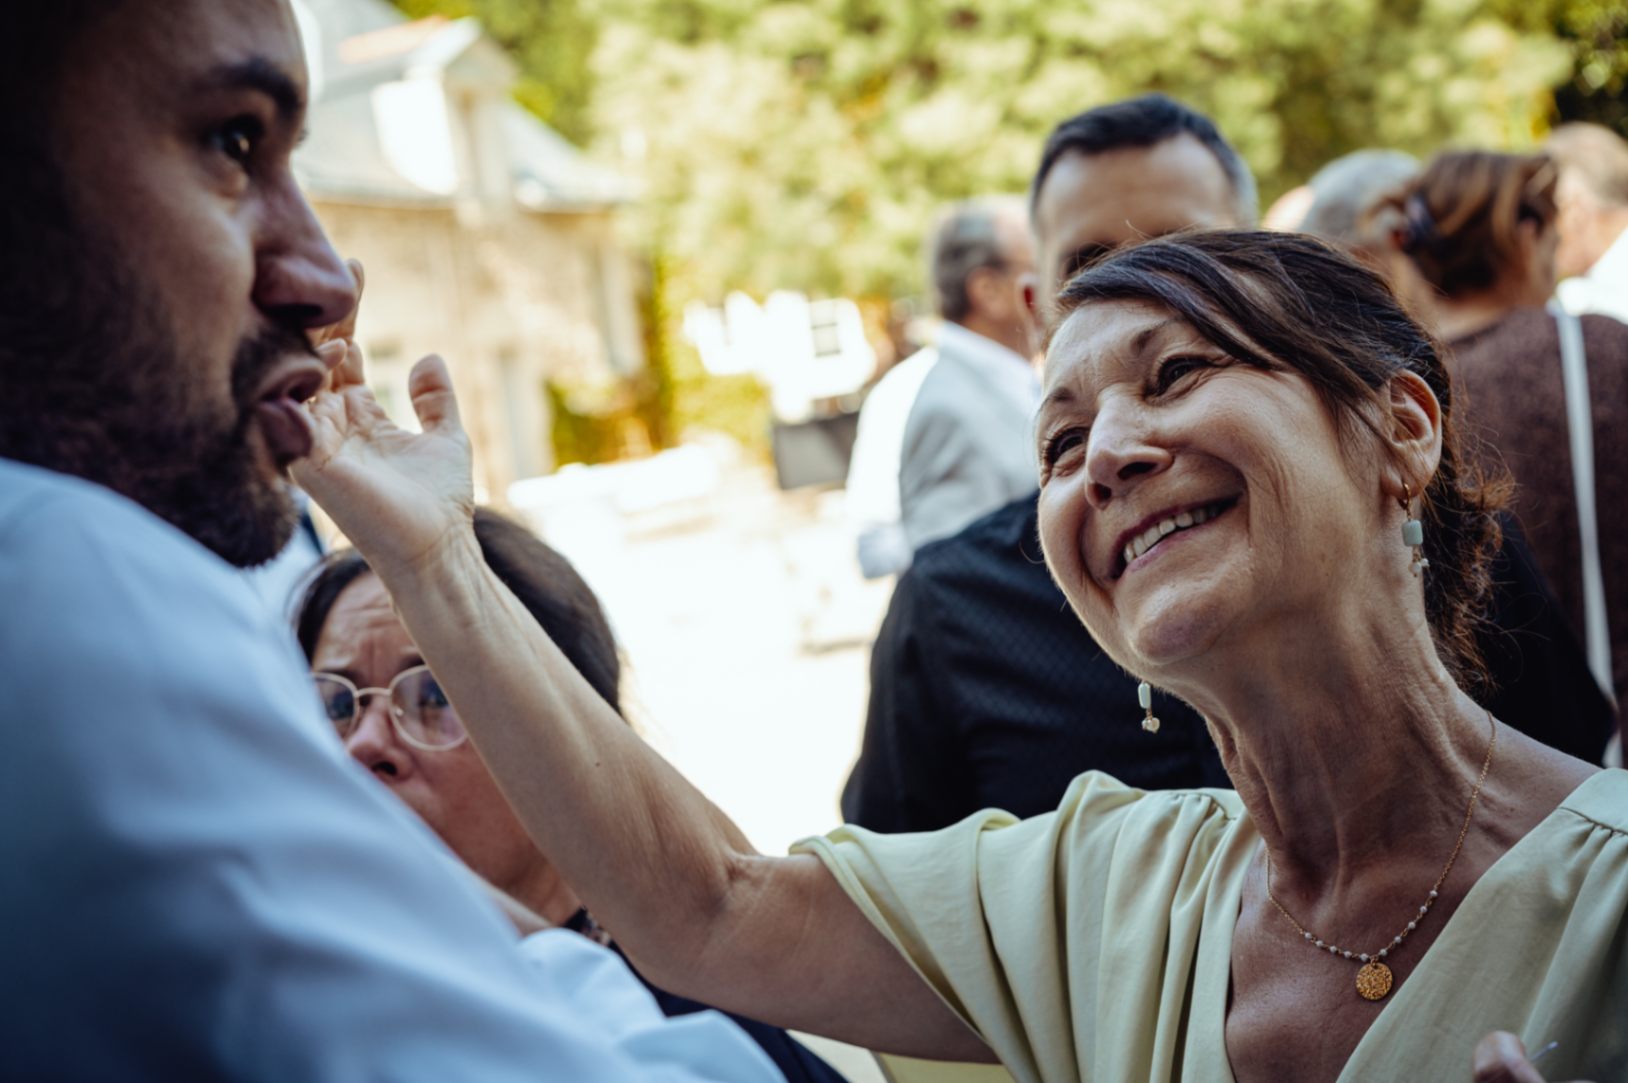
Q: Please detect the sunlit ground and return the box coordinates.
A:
[512,447,897,1079]
[513,443,895,858]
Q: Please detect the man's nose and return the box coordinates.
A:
[253,181,358,331]
[1084,398,1172,509]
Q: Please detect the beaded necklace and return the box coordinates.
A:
[1264,711,1496,1001]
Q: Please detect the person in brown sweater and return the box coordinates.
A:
[1377,150,1628,723]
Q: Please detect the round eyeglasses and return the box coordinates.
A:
[311,664,467,751]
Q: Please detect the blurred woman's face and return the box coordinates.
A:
[1034,299,1386,680]
[311,573,541,890]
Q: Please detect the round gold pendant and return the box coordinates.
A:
[1355,961,1393,1001]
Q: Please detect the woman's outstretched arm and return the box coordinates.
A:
[382,529,987,1057]
[296,338,991,1061]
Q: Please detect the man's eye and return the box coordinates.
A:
[210,116,264,166]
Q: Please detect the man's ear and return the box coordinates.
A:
[1382,370,1443,498]
[1015,270,1041,320]
[1019,271,1038,318]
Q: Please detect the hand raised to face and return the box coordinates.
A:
[293,260,477,581]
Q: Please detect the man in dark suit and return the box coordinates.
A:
[843,95,1616,832]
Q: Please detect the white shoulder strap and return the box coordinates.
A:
[1552,304,1614,700]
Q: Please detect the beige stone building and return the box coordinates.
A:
[294,0,643,501]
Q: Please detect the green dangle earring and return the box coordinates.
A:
[1138,681,1160,733]
[1401,482,1428,576]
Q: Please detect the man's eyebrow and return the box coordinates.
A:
[196,56,306,121]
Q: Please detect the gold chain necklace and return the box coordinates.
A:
[1265,710,1496,1002]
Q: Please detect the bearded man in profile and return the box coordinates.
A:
[0,4,782,1079]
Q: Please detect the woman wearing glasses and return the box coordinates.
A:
[294,509,848,1083]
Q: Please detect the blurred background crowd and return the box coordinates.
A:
[263,0,1625,874]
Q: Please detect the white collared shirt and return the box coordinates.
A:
[1557,226,1628,325]
[0,457,780,1082]
[845,345,940,577]
[934,321,1042,421]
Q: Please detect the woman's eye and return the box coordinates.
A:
[210,116,263,167]
[1153,354,1212,393]
[1042,427,1087,469]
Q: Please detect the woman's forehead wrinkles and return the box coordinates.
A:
[1045,307,1190,400]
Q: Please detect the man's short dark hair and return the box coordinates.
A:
[1031,93,1258,225]
[3,4,121,101]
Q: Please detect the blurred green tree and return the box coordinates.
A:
[1495,0,1628,132]
[588,0,1588,310]
[392,0,1620,458]
[390,0,599,144]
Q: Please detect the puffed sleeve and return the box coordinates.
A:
[795,772,1249,1083]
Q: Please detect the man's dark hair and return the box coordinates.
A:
[295,509,624,717]
[2,4,121,121]
[1031,94,1259,225]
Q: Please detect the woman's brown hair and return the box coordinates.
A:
[295,508,623,717]
[1054,229,1511,694]
[1374,150,1558,298]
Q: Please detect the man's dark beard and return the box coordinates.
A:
[0,154,310,568]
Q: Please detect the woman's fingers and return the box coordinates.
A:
[316,340,348,391]
[408,353,462,435]
[1473,1032,1548,1083]
[339,337,369,388]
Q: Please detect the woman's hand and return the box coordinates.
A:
[292,261,476,579]
[1473,1032,1591,1083]
[289,271,987,1061]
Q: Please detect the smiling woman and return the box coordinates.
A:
[297,232,1628,1083]
[1035,231,1504,692]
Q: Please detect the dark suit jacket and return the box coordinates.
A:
[843,493,1616,833]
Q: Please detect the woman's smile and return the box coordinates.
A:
[1111,495,1242,580]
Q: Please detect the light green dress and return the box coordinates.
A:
[794,770,1628,1083]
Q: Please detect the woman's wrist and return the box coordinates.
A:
[370,519,486,616]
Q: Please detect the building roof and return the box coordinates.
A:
[293,0,634,210]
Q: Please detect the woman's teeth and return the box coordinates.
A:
[1122,502,1228,567]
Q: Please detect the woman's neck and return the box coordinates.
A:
[1427,281,1546,343]
[1169,603,1494,898]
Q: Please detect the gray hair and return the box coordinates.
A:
[1301,149,1420,246]
[1546,122,1628,206]
[928,196,1026,323]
